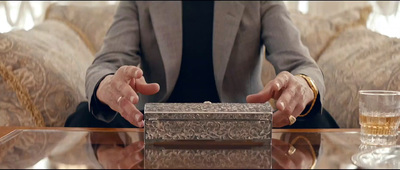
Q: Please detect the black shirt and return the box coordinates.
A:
[167,1,220,103]
[91,1,220,120]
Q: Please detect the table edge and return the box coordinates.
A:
[1,126,361,134]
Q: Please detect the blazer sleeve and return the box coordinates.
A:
[85,1,141,122]
[260,1,325,115]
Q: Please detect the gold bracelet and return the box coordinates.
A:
[290,135,317,169]
[295,74,318,117]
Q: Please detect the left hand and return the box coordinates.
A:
[246,71,314,127]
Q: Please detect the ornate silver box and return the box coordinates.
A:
[144,102,273,143]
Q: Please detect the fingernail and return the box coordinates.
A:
[139,120,144,127]
[280,101,285,110]
[134,70,138,78]
[130,96,135,103]
[135,114,141,122]
[276,83,280,90]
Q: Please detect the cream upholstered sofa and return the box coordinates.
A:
[0,3,399,130]
[1,2,400,169]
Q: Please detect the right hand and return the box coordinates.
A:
[97,141,144,169]
[272,139,314,169]
[96,66,160,127]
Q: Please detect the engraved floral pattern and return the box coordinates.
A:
[146,120,271,141]
[145,103,272,141]
[144,147,272,169]
[145,103,272,113]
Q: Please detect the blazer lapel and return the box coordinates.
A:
[213,2,245,95]
[149,2,182,97]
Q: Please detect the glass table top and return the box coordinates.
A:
[0,128,395,169]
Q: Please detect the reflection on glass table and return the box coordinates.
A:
[0,128,389,169]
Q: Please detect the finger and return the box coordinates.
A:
[124,141,145,154]
[272,89,283,100]
[292,103,306,118]
[111,80,139,104]
[131,77,160,95]
[106,88,125,112]
[119,150,143,169]
[269,71,291,96]
[118,97,144,127]
[272,110,290,127]
[275,87,297,114]
[246,72,290,103]
[115,66,143,82]
[246,80,280,103]
[273,104,304,127]
[272,143,295,169]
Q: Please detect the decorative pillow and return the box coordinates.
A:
[289,5,372,61]
[45,3,119,54]
[289,10,337,62]
[326,5,372,33]
[317,26,400,128]
[0,20,94,127]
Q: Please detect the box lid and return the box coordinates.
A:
[144,102,272,121]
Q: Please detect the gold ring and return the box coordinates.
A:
[117,96,123,104]
[288,145,296,155]
[289,115,296,125]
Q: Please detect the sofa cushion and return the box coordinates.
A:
[289,5,372,61]
[0,20,94,127]
[317,26,400,128]
[45,3,119,54]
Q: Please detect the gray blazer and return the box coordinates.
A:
[86,1,325,122]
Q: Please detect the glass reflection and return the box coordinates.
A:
[90,132,144,169]
[272,133,321,169]
[0,130,321,169]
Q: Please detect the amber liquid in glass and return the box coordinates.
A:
[360,114,400,135]
[360,113,400,145]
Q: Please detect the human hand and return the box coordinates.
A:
[97,141,144,169]
[246,71,314,127]
[272,139,314,169]
[96,66,160,127]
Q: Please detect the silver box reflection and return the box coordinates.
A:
[144,143,271,169]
